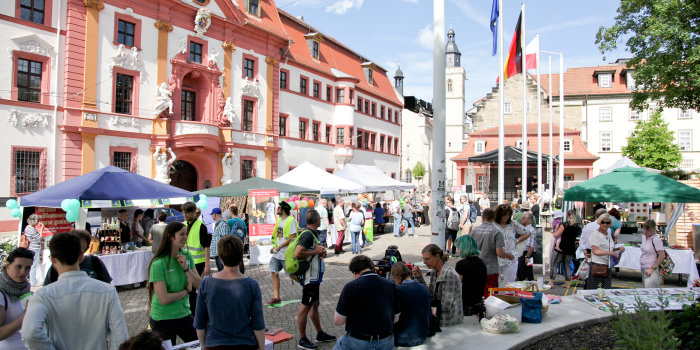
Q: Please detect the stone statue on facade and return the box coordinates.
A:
[223,97,236,124]
[154,147,176,183]
[153,83,173,116]
[194,8,211,37]
[221,151,235,185]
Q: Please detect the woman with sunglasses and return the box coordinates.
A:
[585,213,624,289]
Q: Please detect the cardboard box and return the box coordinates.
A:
[485,295,522,323]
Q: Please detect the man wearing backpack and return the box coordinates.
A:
[227,204,248,241]
[268,201,297,305]
[293,209,335,349]
[445,196,460,256]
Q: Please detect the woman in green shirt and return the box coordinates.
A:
[147,222,202,345]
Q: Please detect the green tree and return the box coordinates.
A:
[596,0,700,111]
[412,161,426,179]
[622,111,682,171]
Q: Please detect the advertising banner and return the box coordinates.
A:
[34,207,71,237]
[248,189,278,265]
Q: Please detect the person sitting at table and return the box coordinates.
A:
[391,262,430,347]
[373,203,386,233]
[194,235,265,350]
[454,235,486,318]
[44,230,112,285]
[640,219,666,288]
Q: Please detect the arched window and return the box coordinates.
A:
[447,79,453,93]
[405,169,413,183]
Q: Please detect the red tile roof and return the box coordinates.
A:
[277,9,402,106]
[453,122,598,162]
[540,63,632,97]
[235,0,290,40]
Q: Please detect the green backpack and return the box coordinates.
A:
[284,229,319,275]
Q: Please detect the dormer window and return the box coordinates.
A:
[475,141,485,154]
[625,70,637,91]
[361,62,375,84]
[246,0,261,17]
[304,33,323,60]
[594,69,615,88]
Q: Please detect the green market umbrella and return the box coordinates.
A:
[564,167,700,203]
[195,177,318,197]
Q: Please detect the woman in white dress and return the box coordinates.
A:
[0,248,34,349]
[265,198,277,224]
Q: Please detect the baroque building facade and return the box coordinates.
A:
[0,0,402,230]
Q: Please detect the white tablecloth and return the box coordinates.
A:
[97,250,154,286]
[615,244,699,288]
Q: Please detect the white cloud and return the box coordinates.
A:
[325,0,364,15]
[416,24,433,50]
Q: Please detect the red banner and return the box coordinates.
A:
[248,189,279,237]
[34,207,71,237]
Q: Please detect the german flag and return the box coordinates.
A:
[503,12,523,80]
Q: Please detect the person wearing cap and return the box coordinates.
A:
[513,200,530,225]
[268,201,298,305]
[210,208,231,272]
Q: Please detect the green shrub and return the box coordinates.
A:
[609,294,680,350]
[669,298,700,349]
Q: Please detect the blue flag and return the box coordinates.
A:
[490,0,499,56]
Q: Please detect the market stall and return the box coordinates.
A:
[614,244,699,287]
[275,162,364,194]
[19,166,198,286]
[336,164,415,192]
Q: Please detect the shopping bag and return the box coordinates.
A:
[519,292,543,323]
[575,259,590,281]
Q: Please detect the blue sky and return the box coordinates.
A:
[277,0,629,106]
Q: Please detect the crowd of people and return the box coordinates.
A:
[0,189,674,349]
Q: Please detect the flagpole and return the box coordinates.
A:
[558,53,565,192]
[497,0,504,204]
[536,34,542,199]
[521,2,527,205]
[431,0,446,249]
[548,54,553,195]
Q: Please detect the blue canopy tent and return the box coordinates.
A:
[19,166,198,208]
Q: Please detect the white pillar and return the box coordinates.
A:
[497,0,505,204]
[558,54,565,191]
[431,0,446,249]
[521,3,527,205]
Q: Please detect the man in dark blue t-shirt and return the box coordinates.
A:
[334,255,400,350]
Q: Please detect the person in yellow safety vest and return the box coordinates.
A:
[268,201,298,305]
[182,202,211,315]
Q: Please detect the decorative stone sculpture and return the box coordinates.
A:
[194,8,211,37]
[153,83,173,116]
[153,147,176,183]
[223,97,236,125]
[221,151,235,185]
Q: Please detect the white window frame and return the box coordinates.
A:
[600,107,612,122]
[679,109,691,119]
[477,175,486,193]
[600,131,612,152]
[563,138,572,152]
[680,159,694,169]
[626,72,636,91]
[504,102,512,114]
[475,141,485,154]
[678,130,692,151]
[629,109,640,121]
[598,73,612,88]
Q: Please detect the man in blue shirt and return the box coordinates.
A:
[334,255,400,350]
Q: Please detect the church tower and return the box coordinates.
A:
[445,28,466,189]
[394,65,404,96]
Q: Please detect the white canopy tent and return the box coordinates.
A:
[275,162,364,194]
[336,164,415,192]
[599,157,661,175]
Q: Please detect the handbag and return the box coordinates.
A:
[576,258,590,280]
[519,292,543,323]
[651,238,675,277]
[590,263,609,277]
[428,281,442,336]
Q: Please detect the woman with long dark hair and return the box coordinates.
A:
[0,248,34,349]
[147,222,202,345]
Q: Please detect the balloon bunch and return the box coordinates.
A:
[60,199,81,222]
[196,194,209,210]
[5,199,21,218]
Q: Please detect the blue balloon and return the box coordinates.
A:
[67,199,80,212]
[66,211,79,223]
[5,199,18,209]
[61,199,71,212]
[10,208,21,217]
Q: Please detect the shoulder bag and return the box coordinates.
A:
[651,238,675,277]
[590,235,611,278]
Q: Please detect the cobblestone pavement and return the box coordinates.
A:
[118,224,435,349]
[117,221,688,348]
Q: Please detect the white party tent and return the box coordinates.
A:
[336,164,415,192]
[275,162,364,194]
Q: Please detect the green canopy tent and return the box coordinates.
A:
[195,177,318,197]
[564,167,700,203]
